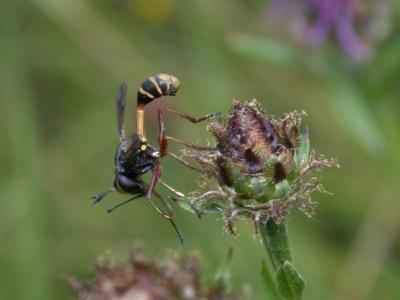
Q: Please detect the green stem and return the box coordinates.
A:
[260,220,305,300]
[261,220,292,270]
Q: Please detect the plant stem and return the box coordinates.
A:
[260,219,305,300]
[260,220,292,270]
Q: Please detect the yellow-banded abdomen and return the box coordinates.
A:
[137,73,180,106]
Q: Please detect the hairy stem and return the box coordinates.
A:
[260,220,305,300]
[261,220,292,269]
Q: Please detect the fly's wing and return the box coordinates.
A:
[116,82,128,141]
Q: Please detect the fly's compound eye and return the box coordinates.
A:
[114,175,143,194]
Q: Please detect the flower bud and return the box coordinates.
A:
[181,100,338,234]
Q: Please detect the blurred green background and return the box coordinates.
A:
[1,0,400,299]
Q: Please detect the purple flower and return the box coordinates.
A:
[266,0,392,61]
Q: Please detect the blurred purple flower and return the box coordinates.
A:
[266,0,392,61]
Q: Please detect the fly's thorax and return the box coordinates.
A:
[114,136,160,176]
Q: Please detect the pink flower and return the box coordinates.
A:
[266,0,392,61]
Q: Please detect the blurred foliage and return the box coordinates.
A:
[0,0,400,299]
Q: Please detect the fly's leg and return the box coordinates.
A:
[91,188,115,205]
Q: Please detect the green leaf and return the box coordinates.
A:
[261,260,283,300]
[227,33,297,66]
[294,130,310,170]
[276,261,305,300]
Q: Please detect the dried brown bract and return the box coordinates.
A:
[209,100,280,174]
